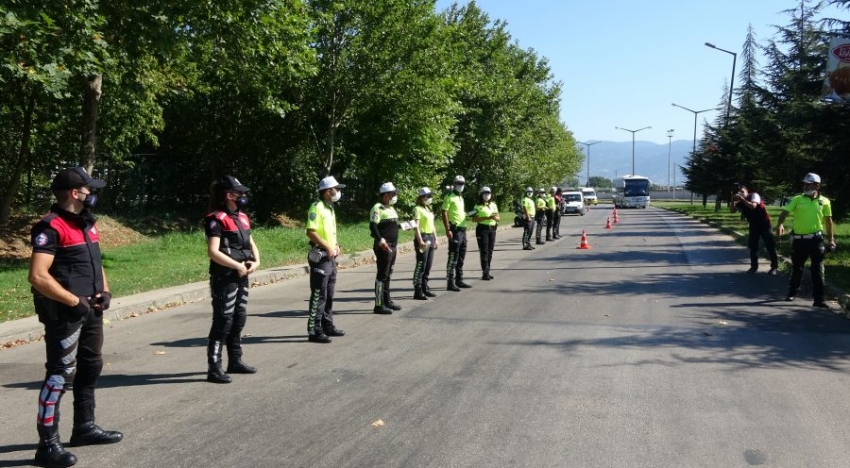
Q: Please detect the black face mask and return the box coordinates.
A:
[236,195,249,209]
[83,193,98,209]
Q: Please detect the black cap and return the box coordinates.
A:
[220,175,250,192]
[51,167,106,190]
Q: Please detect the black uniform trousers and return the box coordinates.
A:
[476,224,497,278]
[534,212,546,242]
[208,272,249,365]
[35,296,104,430]
[446,226,467,282]
[747,224,778,270]
[544,209,554,240]
[374,241,398,305]
[789,236,826,302]
[552,207,562,237]
[413,233,436,289]
[522,216,535,247]
[308,257,337,335]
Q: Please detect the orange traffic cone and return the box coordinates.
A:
[577,230,592,249]
[605,217,612,229]
[612,208,619,224]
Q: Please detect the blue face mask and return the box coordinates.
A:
[236,195,249,209]
[82,192,97,209]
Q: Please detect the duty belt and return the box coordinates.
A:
[791,232,822,239]
[449,224,466,231]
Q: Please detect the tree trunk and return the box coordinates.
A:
[0,88,38,225]
[80,74,103,173]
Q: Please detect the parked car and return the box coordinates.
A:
[561,191,585,215]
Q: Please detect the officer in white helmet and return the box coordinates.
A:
[370,182,402,314]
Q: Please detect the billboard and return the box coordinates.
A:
[821,37,850,103]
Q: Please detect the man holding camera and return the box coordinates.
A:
[775,173,837,308]
[29,167,122,468]
[731,183,779,275]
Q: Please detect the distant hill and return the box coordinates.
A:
[578,140,693,187]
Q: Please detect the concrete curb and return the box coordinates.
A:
[0,226,518,349]
[689,214,850,317]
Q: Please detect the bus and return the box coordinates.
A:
[612,175,651,208]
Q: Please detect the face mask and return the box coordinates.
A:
[389,195,398,205]
[331,192,342,203]
[236,195,249,209]
[423,197,432,205]
[526,192,532,197]
[482,194,491,201]
[454,184,465,193]
[82,193,97,209]
[805,189,816,197]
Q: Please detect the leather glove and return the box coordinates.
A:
[71,296,92,319]
[94,291,112,312]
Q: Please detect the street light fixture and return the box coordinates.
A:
[671,103,716,160]
[705,42,737,123]
[614,125,651,175]
[666,129,674,192]
[578,141,600,186]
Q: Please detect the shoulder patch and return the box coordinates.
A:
[210,220,218,229]
[309,212,317,221]
[34,232,48,247]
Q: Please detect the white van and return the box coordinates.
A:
[561,191,585,215]
[580,187,598,205]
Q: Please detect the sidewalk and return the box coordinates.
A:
[0,227,515,348]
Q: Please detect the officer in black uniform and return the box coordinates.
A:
[203,175,261,384]
[371,182,402,314]
[29,167,122,468]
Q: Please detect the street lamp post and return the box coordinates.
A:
[614,125,651,175]
[578,141,600,186]
[705,42,737,123]
[666,129,674,192]
[671,103,715,160]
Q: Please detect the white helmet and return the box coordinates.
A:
[379,182,397,194]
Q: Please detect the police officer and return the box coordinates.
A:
[413,187,439,300]
[552,187,563,239]
[29,167,122,468]
[306,176,346,343]
[545,186,556,241]
[534,188,547,245]
[442,175,472,291]
[203,175,261,384]
[776,173,837,308]
[730,183,778,274]
[522,187,536,250]
[471,186,499,280]
[371,182,402,314]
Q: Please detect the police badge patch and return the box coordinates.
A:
[210,220,218,229]
[34,232,48,247]
[309,212,317,221]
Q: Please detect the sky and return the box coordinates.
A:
[434,0,845,145]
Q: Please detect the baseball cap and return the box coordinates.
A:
[51,167,106,190]
[538,187,545,193]
[550,186,557,193]
[318,176,345,191]
[802,173,821,184]
[418,187,432,197]
[479,186,491,194]
[526,186,533,192]
[220,175,250,192]
[453,175,465,184]
[379,182,397,194]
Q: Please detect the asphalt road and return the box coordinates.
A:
[2,206,850,468]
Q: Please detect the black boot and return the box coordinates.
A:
[384,281,402,311]
[227,357,257,374]
[456,274,472,288]
[447,278,461,292]
[423,281,437,297]
[207,362,232,384]
[413,286,428,300]
[374,280,394,314]
[35,433,77,468]
[69,422,123,446]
